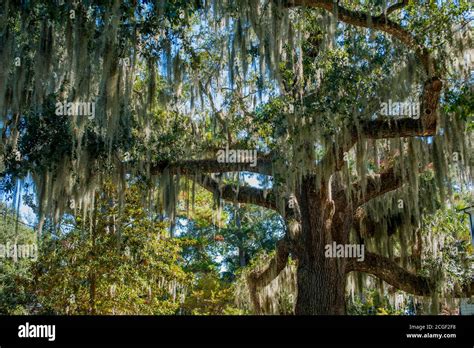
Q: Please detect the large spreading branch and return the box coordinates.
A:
[346,251,474,297]
[318,76,442,174]
[191,173,277,211]
[347,159,433,209]
[151,154,273,176]
[385,1,409,16]
[246,238,291,314]
[286,0,434,74]
[363,166,410,207]
[351,166,404,208]
[245,194,302,313]
[346,251,434,296]
[361,77,443,137]
[353,206,406,238]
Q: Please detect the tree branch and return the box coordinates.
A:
[346,251,435,296]
[192,173,277,211]
[346,251,474,297]
[353,166,403,207]
[350,160,433,208]
[318,76,442,174]
[362,77,442,138]
[152,154,273,176]
[353,206,406,238]
[385,0,409,16]
[247,238,290,314]
[286,0,434,74]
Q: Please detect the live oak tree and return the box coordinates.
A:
[162,0,473,314]
[0,0,472,314]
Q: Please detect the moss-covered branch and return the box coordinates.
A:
[191,173,277,211]
[152,154,273,176]
[346,251,474,297]
[285,0,435,74]
[346,251,434,296]
[246,238,290,314]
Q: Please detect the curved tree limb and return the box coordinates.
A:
[192,173,277,211]
[346,251,474,297]
[385,0,409,16]
[152,154,273,176]
[353,166,403,207]
[349,161,433,208]
[346,251,434,296]
[247,238,291,314]
[245,195,300,313]
[285,0,435,74]
[318,76,442,174]
[353,206,406,238]
[362,77,442,138]
[333,165,402,211]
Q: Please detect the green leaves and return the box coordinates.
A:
[0,204,37,314]
[32,181,191,314]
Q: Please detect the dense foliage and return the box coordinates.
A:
[0,0,472,315]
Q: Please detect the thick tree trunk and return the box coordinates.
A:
[295,259,347,314]
[293,175,348,315]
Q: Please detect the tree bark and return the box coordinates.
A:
[295,257,347,315]
[293,175,348,315]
